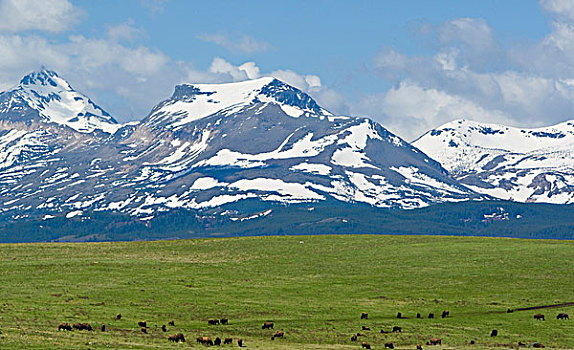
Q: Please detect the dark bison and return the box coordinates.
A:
[380,328,389,334]
[534,314,545,321]
[533,343,545,348]
[351,334,358,342]
[384,342,394,349]
[361,326,370,331]
[101,324,105,332]
[208,319,220,325]
[396,312,402,319]
[214,337,221,346]
[392,326,402,332]
[73,323,92,331]
[427,338,442,345]
[441,310,449,318]
[220,317,228,325]
[196,336,212,345]
[507,308,514,313]
[138,321,147,328]
[169,334,185,343]
[161,325,167,332]
[361,341,371,349]
[271,330,284,340]
[557,313,569,320]
[58,322,72,331]
[428,313,434,319]
[238,338,244,347]
[168,320,175,326]
[141,327,147,334]
[262,322,274,329]
[116,313,122,320]
[417,344,423,350]
[491,329,498,337]
[224,337,233,344]
[361,312,368,319]
[417,313,421,319]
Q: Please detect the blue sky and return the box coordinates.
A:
[1,0,574,139]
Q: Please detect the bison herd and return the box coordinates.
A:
[350,310,570,349]
[55,309,570,348]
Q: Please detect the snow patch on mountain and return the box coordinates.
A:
[10,70,120,134]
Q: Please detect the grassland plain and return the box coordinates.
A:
[0,235,572,349]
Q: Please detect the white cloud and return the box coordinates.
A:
[0,0,82,33]
[270,69,322,91]
[541,0,574,21]
[354,81,515,141]
[197,33,273,53]
[107,20,145,42]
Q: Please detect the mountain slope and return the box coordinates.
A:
[414,119,574,203]
[1,69,120,134]
[0,73,479,223]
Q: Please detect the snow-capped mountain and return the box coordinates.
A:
[414,119,574,204]
[1,69,120,134]
[0,71,479,223]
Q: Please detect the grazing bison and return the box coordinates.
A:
[138,321,147,328]
[238,338,244,347]
[101,324,105,332]
[361,326,370,331]
[220,317,228,325]
[58,322,72,331]
[272,330,284,339]
[224,337,233,344]
[214,337,221,346]
[116,313,122,320]
[534,314,545,321]
[168,320,175,326]
[208,319,220,325]
[73,323,92,331]
[196,336,212,345]
[533,343,545,348]
[417,344,423,350]
[428,313,435,319]
[361,341,371,349]
[392,326,402,333]
[141,327,147,334]
[351,334,358,342]
[427,338,442,345]
[361,312,368,319]
[490,329,498,337]
[161,325,167,332]
[397,312,402,319]
[441,310,449,318]
[169,334,185,343]
[417,313,421,319]
[380,328,389,333]
[262,322,274,329]
[557,313,569,320]
[507,308,514,313]
[384,342,395,349]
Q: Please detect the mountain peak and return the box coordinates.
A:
[4,69,121,134]
[145,77,330,129]
[19,69,70,90]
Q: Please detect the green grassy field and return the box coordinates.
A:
[0,235,572,349]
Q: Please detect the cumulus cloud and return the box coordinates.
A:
[0,0,82,33]
[365,6,574,140]
[353,81,515,141]
[541,0,574,21]
[197,33,273,53]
